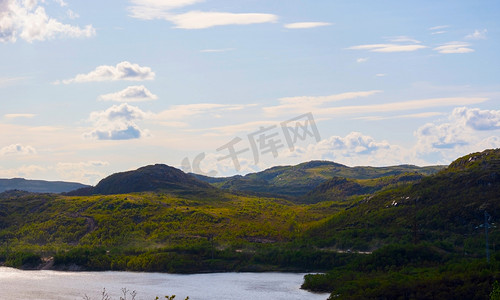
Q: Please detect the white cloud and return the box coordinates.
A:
[433,42,474,54]
[167,11,277,29]
[128,0,277,29]
[375,73,386,77]
[0,164,45,178]
[414,107,500,161]
[84,103,151,140]
[356,57,368,63]
[356,112,444,121]
[264,90,382,116]
[58,61,155,84]
[191,120,277,136]
[66,9,78,19]
[284,22,331,29]
[155,103,254,121]
[53,0,68,7]
[128,0,204,19]
[0,0,95,43]
[452,107,500,131]
[98,85,158,102]
[200,48,235,53]
[429,25,450,31]
[0,76,27,87]
[4,113,35,118]
[56,161,109,185]
[387,36,421,44]
[0,143,37,156]
[465,29,487,40]
[264,93,489,118]
[194,152,259,177]
[295,132,410,167]
[348,43,427,53]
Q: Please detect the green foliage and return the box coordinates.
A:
[200,160,442,199]
[2,251,41,268]
[491,281,500,300]
[303,243,500,299]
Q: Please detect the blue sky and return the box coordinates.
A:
[1,0,500,184]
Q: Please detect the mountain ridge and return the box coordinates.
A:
[0,178,90,194]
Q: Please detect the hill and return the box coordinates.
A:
[68,164,214,196]
[302,172,424,204]
[194,160,443,198]
[0,178,89,194]
[305,148,500,251]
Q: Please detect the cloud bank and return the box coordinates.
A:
[0,0,95,43]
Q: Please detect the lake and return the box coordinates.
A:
[0,267,328,300]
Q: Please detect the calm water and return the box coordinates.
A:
[0,267,328,300]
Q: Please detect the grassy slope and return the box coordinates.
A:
[301,149,500,299]
[202,160,443,198]
[0,189,344,272]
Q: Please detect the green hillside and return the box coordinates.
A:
[0,189,341,272]
[301,172,425,204]
[195,160,443,198]
[0,151,498,299]
[301,149,500,299]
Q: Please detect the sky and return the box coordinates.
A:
[1,0,500,185]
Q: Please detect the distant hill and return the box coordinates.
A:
[305,148,500,251]
[194,160,444,198]
[0,178,90,194]
[68,164,214,196]
[302,172,425,204]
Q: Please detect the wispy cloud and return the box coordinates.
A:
[355,112,444,121]
[428,25,450,35]
[128,0,278,29]
[0,0,95,43]
[465,29,487,40]
[265,93,489,117]
[356,58,368,63]
[284,22,332,29]
[319,97,488,116]
[434,42,474,54]
[56,161,109,185]
[200,48,235,53]
[128,0,204,19]
[429,25,450,31]
[57,61,155,84]
[0,144,37,156]
[167,11,278,29]
[0,76,28,87]
[264,90,383,116]
[188,120,277,136]
[4,113,36,119]
[98,85,158,102]
[155,103,255,121]
[387,36,421,44]
[0,165,45,178]
[128,0,277,29]
[348,43,427,53]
